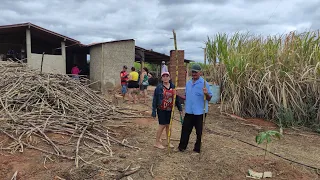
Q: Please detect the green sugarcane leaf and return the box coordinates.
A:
[256,132,267,144]
[266,135,272,143]
[255,135,261,144]
[274,132,281,140]
[266,130,281,140]
[267,130,279,135]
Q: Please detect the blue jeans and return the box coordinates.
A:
[72,75,79,80]
[121,84,128,95]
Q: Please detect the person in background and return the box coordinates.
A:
[178,64,213,153]
[137,70,141,83]
[120,65,129,101]
[152,72,183,149]
[139,67,152,104]
[71,64,81,80]
[161,61,168,75]
[127,67,139,104]
[161,61,173,84]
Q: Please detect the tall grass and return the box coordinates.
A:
[206,31,320,130]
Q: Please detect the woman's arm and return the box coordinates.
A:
[140,72,145,84]
[175,95,183,112]
[128,73,132,81]
[152,87,158,117]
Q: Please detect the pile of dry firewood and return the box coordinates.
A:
[0,61,141,171]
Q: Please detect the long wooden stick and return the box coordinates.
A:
[75,126,87,168]
[29,122,63,155]
[10,171,18,180]
[40,52,44,74]
[199,48,207,160]
[167,29,179,155]
[0,129,74,160]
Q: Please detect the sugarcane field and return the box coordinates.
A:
[1,2,320,179]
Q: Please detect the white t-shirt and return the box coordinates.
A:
[161,64,168,74]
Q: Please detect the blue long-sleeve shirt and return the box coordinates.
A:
[185,77,213,115]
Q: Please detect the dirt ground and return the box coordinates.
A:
[1,96,320,180]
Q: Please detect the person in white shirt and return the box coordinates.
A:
[161,61,168,74]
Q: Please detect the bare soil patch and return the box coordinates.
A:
[1,101,319,180]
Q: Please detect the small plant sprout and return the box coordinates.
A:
[255,130,282,160]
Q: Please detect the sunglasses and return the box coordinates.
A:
[192,71,199,73]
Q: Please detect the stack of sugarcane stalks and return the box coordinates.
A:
[0,61,141,169]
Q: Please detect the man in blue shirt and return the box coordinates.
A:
[178,64,213,153]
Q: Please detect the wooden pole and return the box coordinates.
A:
[101,44,104,93]
[40,52,45,74]
[199,48,207,160]
[140,50,145,72]
[167,29,179,155]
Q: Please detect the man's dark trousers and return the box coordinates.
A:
[178,113,206,153]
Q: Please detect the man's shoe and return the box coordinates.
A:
[193,149,200,153]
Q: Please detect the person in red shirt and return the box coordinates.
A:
[120,65,129,100]
[152,72,183,149]
[71,64,81,80]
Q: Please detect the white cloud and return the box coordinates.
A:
[0,0,319,61]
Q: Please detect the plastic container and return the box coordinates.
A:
[209,84,220,104]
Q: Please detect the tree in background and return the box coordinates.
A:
[133,62,157,72]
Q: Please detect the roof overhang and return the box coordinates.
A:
[0,23,195,61]
[0,22,81,46]
[135,46,193,64]
[86,39,135,47]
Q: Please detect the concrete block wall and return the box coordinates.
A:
[168,50,186,87]
[89,40,135,93]
[28,53,65,74]
[89,45,102,91]
[25,29,67,75]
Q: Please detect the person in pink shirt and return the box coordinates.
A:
[71,64,81,80]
